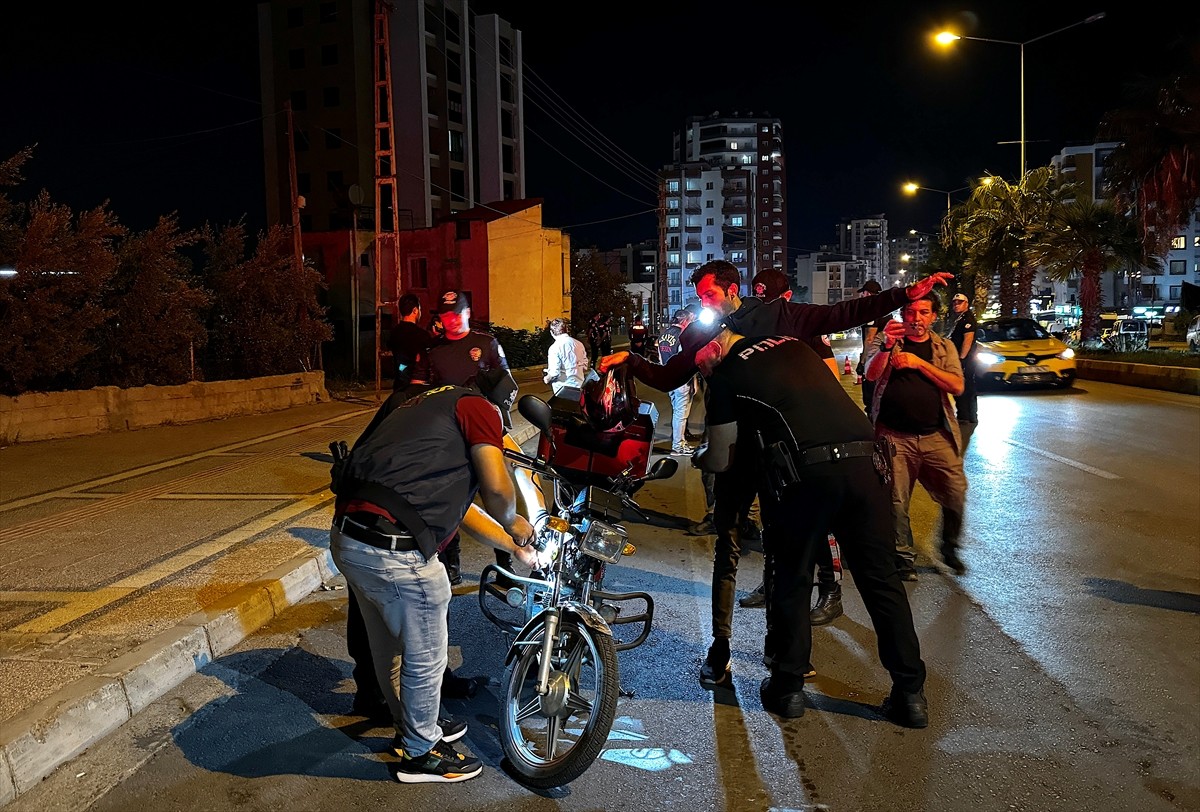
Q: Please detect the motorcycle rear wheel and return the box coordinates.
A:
[500,618,620,788]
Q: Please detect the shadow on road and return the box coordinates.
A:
[1083,577,1200,614]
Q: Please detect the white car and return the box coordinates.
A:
[1187,315,1200,353]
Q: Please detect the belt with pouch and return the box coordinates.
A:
[335,515,418,552]
[796,440,877,467]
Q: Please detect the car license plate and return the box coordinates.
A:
[1017,365,1049,374]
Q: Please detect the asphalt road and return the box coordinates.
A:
[7,346,1199,812]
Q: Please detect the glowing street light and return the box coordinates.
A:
[933,12,1106,175]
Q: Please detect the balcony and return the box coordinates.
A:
[722,201,747,214]
[684,224,702,233]
[684,204,702,215]
[685,240,702,251]
[684,187,702,196]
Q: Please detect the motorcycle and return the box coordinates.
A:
[478,394,677,788]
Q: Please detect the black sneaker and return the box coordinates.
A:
[699,643,732,688]
[739,582,766,608]
[390,718,466,757]
[395,739,482,783]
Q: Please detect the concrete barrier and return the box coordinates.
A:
[1075,359,1200,396]
[0,372,329,445]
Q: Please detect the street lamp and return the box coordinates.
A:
[902,179,992,211]
[933,12,1106,175]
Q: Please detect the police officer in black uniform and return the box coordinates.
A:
[692,328,928,728]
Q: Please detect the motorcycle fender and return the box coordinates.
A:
[504,602,612,667]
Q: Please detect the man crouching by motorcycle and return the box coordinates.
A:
[690,325,929,729]
[330,368,541,783]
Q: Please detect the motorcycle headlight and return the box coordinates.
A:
[580,520,628,564]
[975,351,1002,366]
[1057,347,1075,360]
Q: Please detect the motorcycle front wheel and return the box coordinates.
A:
[500,617,620,788]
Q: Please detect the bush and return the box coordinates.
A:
[480,323,553,369]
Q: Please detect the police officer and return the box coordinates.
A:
[692,327,928,728]
[331,369,540,781]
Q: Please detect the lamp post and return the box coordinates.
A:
[934,13,1106,175]
[903,180,992,212]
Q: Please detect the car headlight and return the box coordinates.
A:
[975,351,1002,366]
[580,520,628,564]
[1057,347,1075,360]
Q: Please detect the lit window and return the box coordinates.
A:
[731,216,743,227]
[1170,235,1186,249]
[729,141,738,150]
[668,217,679,228]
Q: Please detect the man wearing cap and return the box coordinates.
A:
[330,372,540,782]
[857,280,895,410]
[944,293,979,424]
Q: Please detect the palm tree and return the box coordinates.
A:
[1028,198,1157,340]
[1100,60,1200,258]
[945,168,1067,318]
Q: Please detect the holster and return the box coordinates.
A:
[872,436,895,487]
[756,431,801,501]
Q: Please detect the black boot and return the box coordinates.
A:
[809,584,843,626]
[699,638,732,688]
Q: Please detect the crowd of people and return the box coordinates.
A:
[334,270,980,783]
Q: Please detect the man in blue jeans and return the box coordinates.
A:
[657,306,700,455]
[330,369,539,783]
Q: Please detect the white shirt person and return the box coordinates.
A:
[543,318,590,394]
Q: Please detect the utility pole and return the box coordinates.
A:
[372,0,402,396]
[285,100,311,369]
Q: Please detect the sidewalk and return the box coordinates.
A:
[0,369,546,807]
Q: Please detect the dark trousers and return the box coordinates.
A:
[762,457,925,693]
[956,366,978,422]
[346,587,382,701]
[861,378,876,412]
[710,465,759,639]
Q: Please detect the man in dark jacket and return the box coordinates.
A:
[692,325,928,729]
[331,370,539,782]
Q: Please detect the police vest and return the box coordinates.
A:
[341,386,488,557]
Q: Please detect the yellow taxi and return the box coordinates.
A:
[973,317,1076,389]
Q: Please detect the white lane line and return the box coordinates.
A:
[1003,439,1120,480]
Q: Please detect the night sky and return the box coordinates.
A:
[4,1,1189,262]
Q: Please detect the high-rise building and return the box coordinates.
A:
[888,231,932,286]
[257,0,524,233]
[657,113,786,320]
[836,215,888,283]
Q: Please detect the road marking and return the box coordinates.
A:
[1003,439,1120,480]
[0,408,374,515]
[13,492,334,634]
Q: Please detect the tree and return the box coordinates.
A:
[948,169,1066,318]
[1028,198,1154,340]
[90,216,210,388]
[201,222,332,379]
[0,187,123,394]
[569,252,636,332]
[1101,55,1200,258]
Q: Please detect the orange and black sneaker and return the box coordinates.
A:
[395,739,482,784]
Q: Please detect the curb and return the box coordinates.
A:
[0,421,540,806]
[0,548,338,806]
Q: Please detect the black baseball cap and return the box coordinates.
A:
[751,269,790,301]
[474,367,518,429]
[858,280,882,294]
[437,290,471,314]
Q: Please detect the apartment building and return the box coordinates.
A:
[257,0,524,233]
[657,113,786,321]
[836,215,888,284]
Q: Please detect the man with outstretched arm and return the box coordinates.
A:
[598,260,952,390]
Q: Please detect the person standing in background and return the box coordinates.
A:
[543,318,589,395]
[628,314,649,357]
[386,293,432,395]
[657,306,700,455]
[857,280,894,410]
[587,313,612,367]
[944,293,978,425]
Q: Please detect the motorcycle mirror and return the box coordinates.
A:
[518,395,552,432]
[646,457,679,480]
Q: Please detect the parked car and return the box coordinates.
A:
[1187,315,1200,353]
[973,317,1076,389]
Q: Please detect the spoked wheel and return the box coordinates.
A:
[500,618,620,788]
